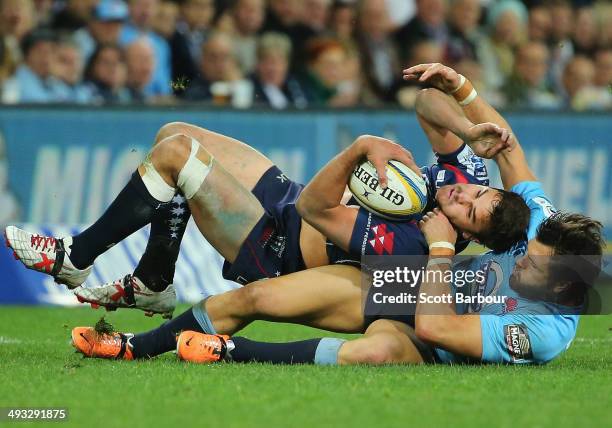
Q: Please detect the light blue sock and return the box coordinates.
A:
[191,299,217,334]
[314,338,346,365]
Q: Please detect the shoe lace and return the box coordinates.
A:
[30,235,56,251]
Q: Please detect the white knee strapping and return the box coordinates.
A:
[141,153,176,203]
[177,138,213,199]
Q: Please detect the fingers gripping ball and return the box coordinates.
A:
[349,160,428,220]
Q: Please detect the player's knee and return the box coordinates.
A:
[155,122,190,146]
[150,133,192,172]
[240,282,277,317]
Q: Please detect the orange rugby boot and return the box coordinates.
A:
[71,327,134,360]
[176,331,232,363]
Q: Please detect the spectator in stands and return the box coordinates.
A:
[230,0,266,75]
[125,38,156,103]
[300,0,332,35]
[527,5,551,43]
[572,7,599,57]
[501,41,560,110]
[445,0,482,65]
[182,32,249,106]
[301,37,357,107]
[170,0,216,86]
[330,0,357,44]
[1,30,66,103]
[356,0,401,103]
[265,0,328,72]
[251,32,307,109]
[394,0,448,63]
[74,0,128,63]
[548,0,575,94]
[594,48,612,89]
[32,0,54,28]
[152,0,179,40]
[562,55,610,110]
[84,43,130,104]
[120,0,172,97]
[0,35,17,90]
[53,37,91,103]
[478,0,527,93]
[52,0,99,32]
[1,0,35,63]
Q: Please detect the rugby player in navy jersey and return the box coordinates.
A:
[5,73,525,318]
[69,63,603,366]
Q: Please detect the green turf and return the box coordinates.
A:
[0,306,610,428]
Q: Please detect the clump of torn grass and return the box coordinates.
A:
[94,317,115,335]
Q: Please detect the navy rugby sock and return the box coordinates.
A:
[130,306,204,359]
[229,337,345,365]
[70,172,165,270]
[133,193,191,292]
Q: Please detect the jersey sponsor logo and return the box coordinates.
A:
[504,323,533,363]
[368,224,395,255]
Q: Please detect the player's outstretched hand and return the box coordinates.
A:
[418,208,457,248]
[355,135,420,189]
[463,123,516,159]
[403,63,461,93]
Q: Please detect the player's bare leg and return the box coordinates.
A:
[336,319,428,365]
[73,133,270,314]
[206,264,365,334]
[153,122,273,192]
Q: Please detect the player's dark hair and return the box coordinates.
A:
[473,189,530,253]
[536,212,604,304]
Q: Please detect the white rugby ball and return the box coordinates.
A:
[349,160,428,220]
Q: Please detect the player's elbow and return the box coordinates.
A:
[296,192,322,221]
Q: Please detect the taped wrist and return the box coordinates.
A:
[451,74,478,106]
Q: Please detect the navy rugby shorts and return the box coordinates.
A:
[222,166,306,284]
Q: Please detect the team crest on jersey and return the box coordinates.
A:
[368,224,394,255]
[503,297,518,313]
[504,324,533,362]
[469,260,503,312]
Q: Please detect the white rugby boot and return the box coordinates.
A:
[4,225,92,289]
[73,274,176,319]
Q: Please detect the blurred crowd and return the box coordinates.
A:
[0,0,610,110]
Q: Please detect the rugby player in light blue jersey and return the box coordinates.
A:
[70,63,603,366]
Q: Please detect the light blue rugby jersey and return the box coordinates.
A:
[435,181,581,365]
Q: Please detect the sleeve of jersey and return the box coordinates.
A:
[348,208,428,256]
[479,314,569,364]
[435,143,489,185]
[510,181,557,240]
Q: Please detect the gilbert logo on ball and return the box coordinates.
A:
[349,160,427,220]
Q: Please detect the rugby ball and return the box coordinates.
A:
[349,160,428,220]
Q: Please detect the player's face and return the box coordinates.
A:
[436,184,500,235]
[509,239,554,299]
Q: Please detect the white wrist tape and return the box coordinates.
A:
[426,258,453,268]
[177,138,213,200]
[459,88,478,106]
[429,241,455,251]
[142,153,176,203]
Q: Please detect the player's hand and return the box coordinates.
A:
[403,63,461,93]
[463,123,516,159]
[355,135,420,188]
[418,208,457,248]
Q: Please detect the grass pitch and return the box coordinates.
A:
[0,306,610,428]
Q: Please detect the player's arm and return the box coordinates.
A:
[414,208,482,359]
[296,135,418,251]
[405,63,536,190]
